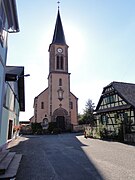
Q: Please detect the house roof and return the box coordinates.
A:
[51,9,66,45]
[3,0,19,32]
[96,81,135,112]
[112,81,135,108]
[5,66,25,111]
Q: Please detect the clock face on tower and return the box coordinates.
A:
[57,47,63,53]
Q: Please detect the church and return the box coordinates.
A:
[30,8,78,131]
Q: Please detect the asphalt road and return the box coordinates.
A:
[9,133,135,180]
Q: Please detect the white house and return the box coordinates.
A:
[0,0,20,149]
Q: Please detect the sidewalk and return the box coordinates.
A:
[7,136,26,149]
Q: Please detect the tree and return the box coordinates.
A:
[78,113,84,125]
[81,99,95,125]
[85,99,95,113]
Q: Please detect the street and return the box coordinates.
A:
[9,133,135,180]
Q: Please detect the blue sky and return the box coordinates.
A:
[7,0,135,121]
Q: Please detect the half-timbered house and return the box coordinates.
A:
[95,81,135,142]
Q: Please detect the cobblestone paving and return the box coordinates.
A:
[8,134,135,180]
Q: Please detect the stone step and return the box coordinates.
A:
[0,150,9,163]
[0,152,16,175]
[0,154,22,179]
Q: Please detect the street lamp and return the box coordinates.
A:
[57,87,64,101]
[5,74,30,81]
[16,74,30,81]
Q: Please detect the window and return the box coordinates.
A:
[105,95,115,104]
[0,3,5,31]
[3,83,7,107]
[60,56,63,69]
[41,102,44,109]
[70,102,73,109]
[0,16,3,33]
[110,95,115,103]
[101,115,108,125]
[56,55,64,70]
[117,113,128,123]
[0,3,6,45]
[56,56,59,69]
[59,78,62,86]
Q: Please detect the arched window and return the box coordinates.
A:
[70,102,73,109]
[60,56,63,69]
[56,55,64,70]
[56,56,60,69]
[59,78,62,86]
[41,102,44,109]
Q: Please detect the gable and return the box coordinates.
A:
[103,86,114,93]
[96,83,131,113]
[97,93,129,112]
[36,88,48,99]
[37,88,49,101]
[33,88,48,107]
[70,92,78,100]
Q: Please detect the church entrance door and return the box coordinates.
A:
[56,116,65,130]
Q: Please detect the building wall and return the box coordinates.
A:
[32,89,79,127]
[70,93,78,126]
[49,44,68,73]
[0,0,20,148]
[50,73,70,115]
[0,64,4,119]
[0,1,9,139]
[0,82,20,146]
[33,89,49,123]
[96,109,135,134]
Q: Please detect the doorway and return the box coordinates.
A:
[56,116,65,130]
[8,120,13,139]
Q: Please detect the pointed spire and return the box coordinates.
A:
[52,9,66,45]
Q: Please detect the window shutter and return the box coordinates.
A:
[124,113,128,124]
[106,116,108,124]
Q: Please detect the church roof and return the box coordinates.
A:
[52,9,66,45]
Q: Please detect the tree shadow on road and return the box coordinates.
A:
[8,134,105,180]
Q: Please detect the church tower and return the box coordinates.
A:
[31,8,78,131]
[48,9,71,130]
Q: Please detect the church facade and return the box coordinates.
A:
[30,9,78,131]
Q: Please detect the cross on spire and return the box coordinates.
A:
[57,1,60,9]
[52,2,66,45]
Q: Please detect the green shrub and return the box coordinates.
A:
[52,128,62,134]
[31,122,42,134]
[48,122,57,133]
